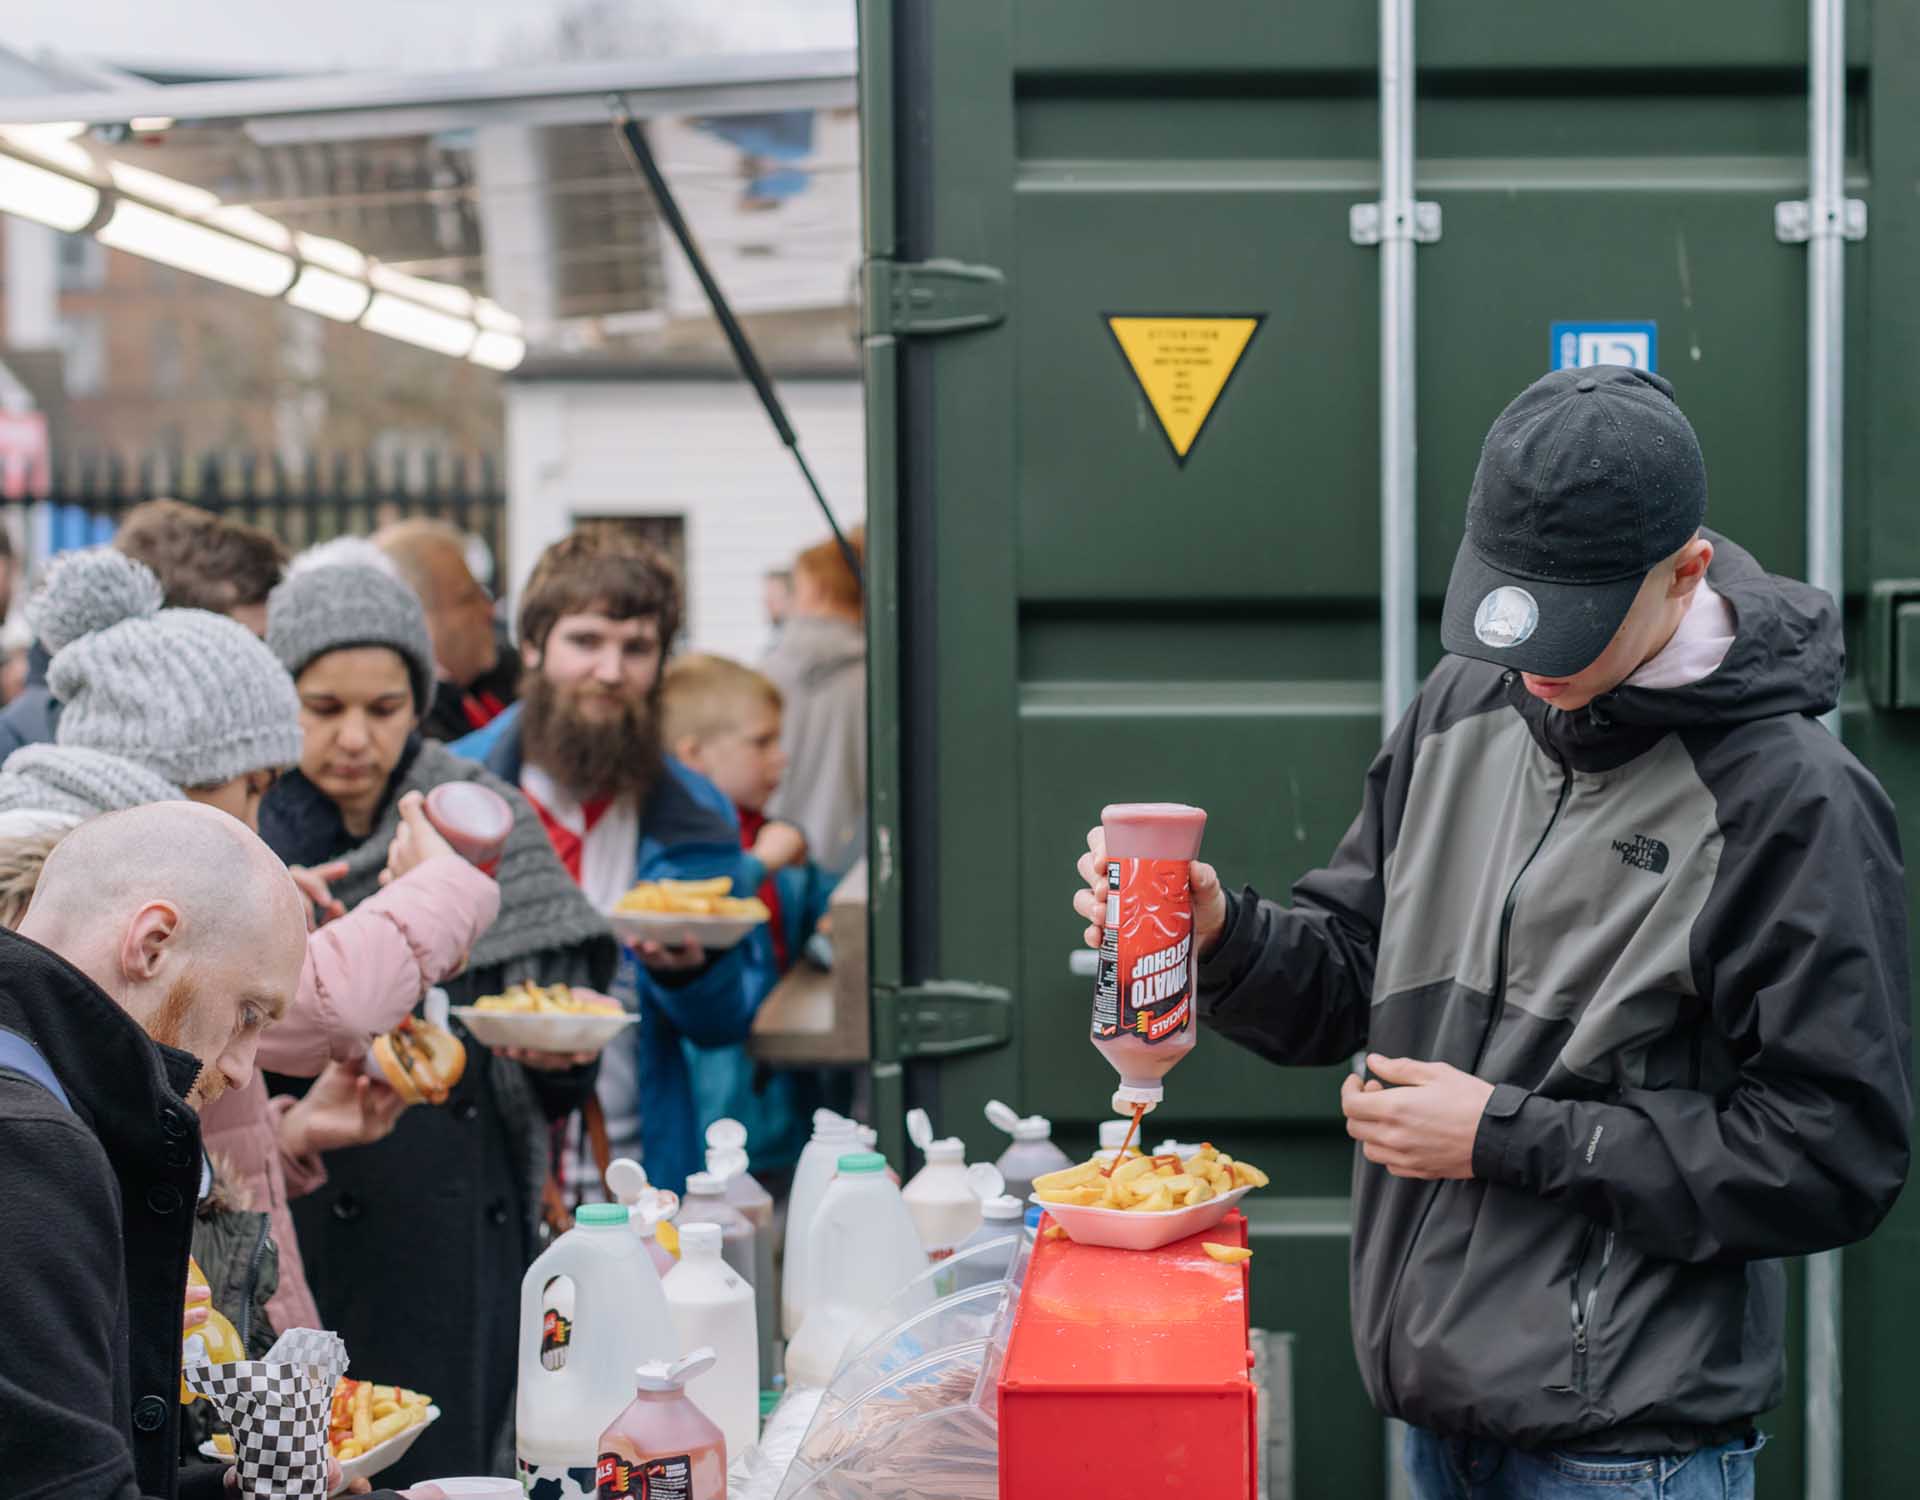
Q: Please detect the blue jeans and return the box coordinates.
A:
[1404,1427,1765,1499]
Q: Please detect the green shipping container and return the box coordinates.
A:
[856,3,1920,1495]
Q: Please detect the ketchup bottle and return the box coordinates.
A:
[1091,803,1207,1116]
[424,782,514,875]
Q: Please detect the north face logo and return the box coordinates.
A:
[1612,834,1670,874]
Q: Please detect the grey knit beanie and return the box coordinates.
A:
[32,549,305,788]
[266,560,435,710]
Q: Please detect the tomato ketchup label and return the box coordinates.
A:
[1092,857,1195,1044]
[598,1452,691,1499]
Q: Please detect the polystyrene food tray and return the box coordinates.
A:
[1029,1186,1251,1250]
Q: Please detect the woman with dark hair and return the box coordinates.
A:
[259,557,618,1485]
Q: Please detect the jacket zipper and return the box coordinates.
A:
[1376,745,1572,1415]
[1569,1225,1616,1399]
[235,1215,272,1352]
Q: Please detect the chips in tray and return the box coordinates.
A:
[613,876,771,921]
[1032,1143,1270,1212]
[328,1378,432,1461]
[472,982,622,1016]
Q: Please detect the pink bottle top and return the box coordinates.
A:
[595,1350,726,1500]
[1091,803,1208,1112]
[425,782,515,875]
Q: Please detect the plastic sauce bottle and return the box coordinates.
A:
[423,781,515,875]
[1091,802,1208,1116]
[677,1172,756,1290]
[594,1350,727,1500]
[663,1223,759,1465]
[901,1109,981,1261]
[704,1124,776,1392]
[983,1100,1074,1202]
[784,1152,927,1390]
[781,1110,861,1338]
[948,1161,1027,1291]
[606,1158,680,1276]
[517,1203,678,1497]
[179,1256,245,1403]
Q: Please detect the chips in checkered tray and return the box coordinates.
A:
[184,1327,348,1498]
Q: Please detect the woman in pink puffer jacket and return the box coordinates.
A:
[203,828,499,1331]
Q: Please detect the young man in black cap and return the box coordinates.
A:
[1074,365,1912,1497]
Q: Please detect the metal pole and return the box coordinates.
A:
[610,103,863,587]
[1378,0,1419,738]
[1804,0,1846,1488]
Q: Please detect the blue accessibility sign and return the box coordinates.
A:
[1551,321,1657,374]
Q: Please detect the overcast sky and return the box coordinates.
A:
[4,0,854,76]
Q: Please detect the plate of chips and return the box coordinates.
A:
[606,878,771,952]
[453,983,635,1055]
[1030,1144,1269,1251]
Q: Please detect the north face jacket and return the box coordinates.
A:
[1197,533,1911,1452]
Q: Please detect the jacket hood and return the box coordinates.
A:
[1598,531,1842,729]
[767,615,864,689]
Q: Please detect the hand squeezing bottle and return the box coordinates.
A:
[1091,803,1207,1118]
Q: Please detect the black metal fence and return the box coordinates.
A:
[9,450,509,581]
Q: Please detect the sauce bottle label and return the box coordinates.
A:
[598,1452,691,1499]
[540,1308,572,1371]
[1092,858,1194,1045]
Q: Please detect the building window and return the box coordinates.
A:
[56,233,105,292]
[63,314,106,398]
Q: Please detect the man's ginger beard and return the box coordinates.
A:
[147,972,226,1107]
[520,662,664,806]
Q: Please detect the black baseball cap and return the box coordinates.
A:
[1440,365,1708,678]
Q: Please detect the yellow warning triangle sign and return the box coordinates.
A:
[1106,315,1263,464]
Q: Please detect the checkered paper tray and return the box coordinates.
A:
[185,1328,349,1498]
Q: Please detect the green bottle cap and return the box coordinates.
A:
[576,1203,630,1226]
[836,1151,887,1174]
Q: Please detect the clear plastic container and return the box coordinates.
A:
[1091,802,1207,1114]
[983,1100,1074,1202]
[775,1343,999,1500]
[783,1111,862,1338]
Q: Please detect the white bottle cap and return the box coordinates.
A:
[966,1162,1005,1201]
[858,1125,879,1150]
[1098,1119,1135,1151]
[678,1221,723,1259]
[925,1138,965,1165]
[906,1108,935,1153]
[706,1147,750,1183]
[684,1172,724,1197]
[981,1194,1025,1221]
[604,1157,649,1204]
[707,1118,748,1152]
[1111,1084,1162,1114]
[986,1099,1053,1141]
[813,1109,855,1137]
[634,1348,716,1392]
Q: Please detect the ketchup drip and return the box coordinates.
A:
[1103,1102,1147,1179]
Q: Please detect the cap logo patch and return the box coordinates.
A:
[1473,586,1539,649]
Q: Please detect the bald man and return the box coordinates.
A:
[0,804,316,1500]
[375,519,518,742]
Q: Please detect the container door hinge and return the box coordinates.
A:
[864,258,1007,337]
[883,980,1013,1059]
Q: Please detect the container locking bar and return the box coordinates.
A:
[863,257,1006,338]
[883,978,1013,1059]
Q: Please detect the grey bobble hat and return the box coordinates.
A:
[33,548,305,788]
[266,559,436,710]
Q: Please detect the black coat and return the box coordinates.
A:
[261,739,616,1484]
[0,927,227,1500]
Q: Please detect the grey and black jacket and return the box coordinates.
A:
[1198,534,1911,1452]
